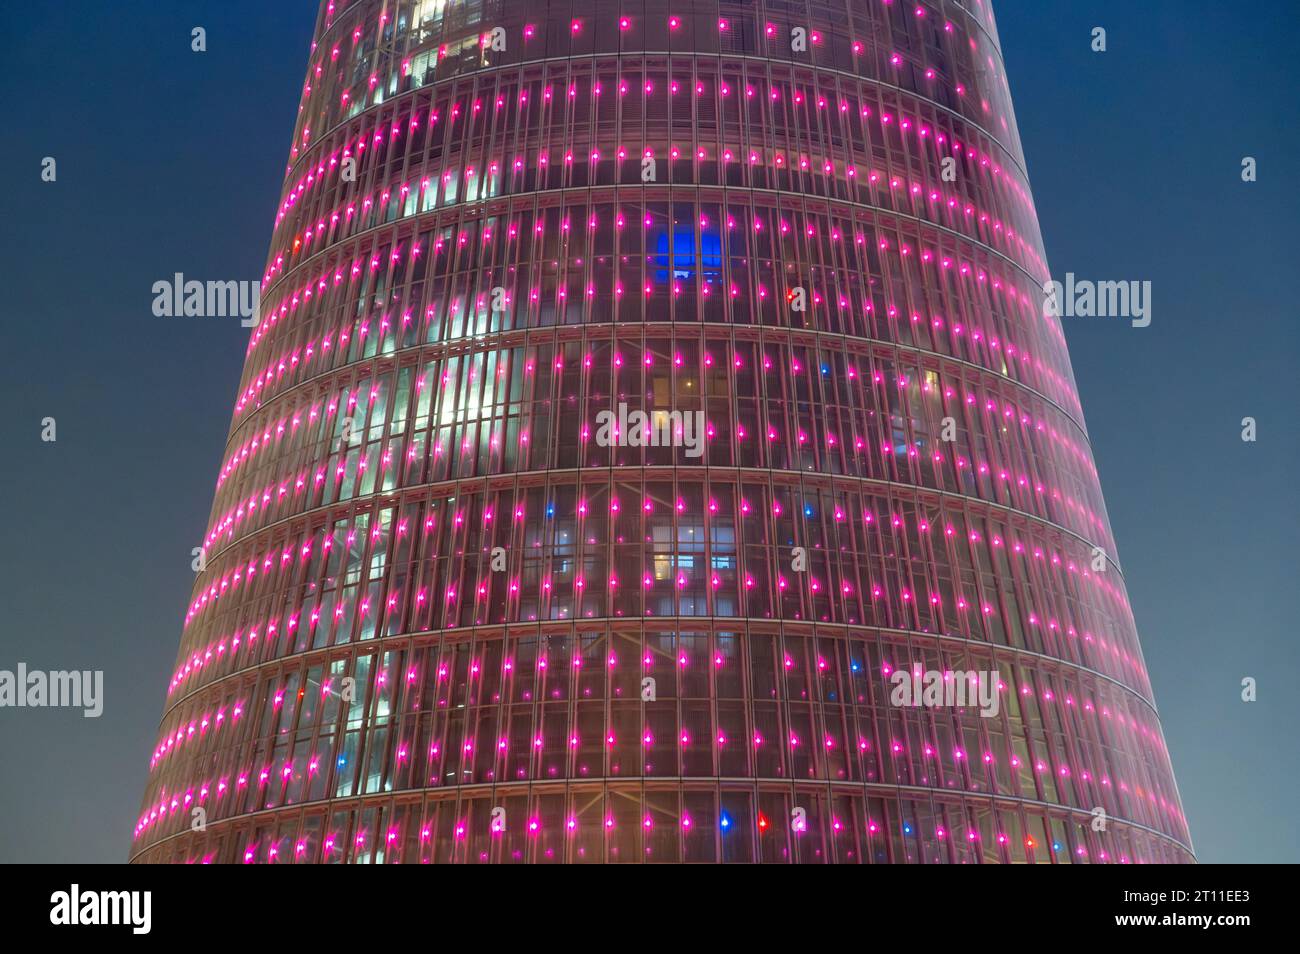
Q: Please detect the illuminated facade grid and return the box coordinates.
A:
[132,0,1193,863]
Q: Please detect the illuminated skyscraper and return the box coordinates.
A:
[133,0,1192,863]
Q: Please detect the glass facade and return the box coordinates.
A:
[131,0,1193,863]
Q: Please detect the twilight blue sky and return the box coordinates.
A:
[0,0,1296,863]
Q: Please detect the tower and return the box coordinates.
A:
[133,0,1192,863]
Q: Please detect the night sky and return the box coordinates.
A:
[1,0,1296,864]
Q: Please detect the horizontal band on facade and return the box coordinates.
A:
[130,780,1195,864]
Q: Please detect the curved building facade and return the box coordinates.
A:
[132,0,1193,863]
